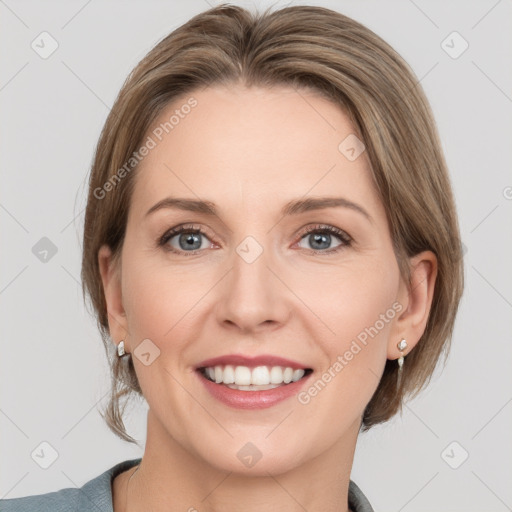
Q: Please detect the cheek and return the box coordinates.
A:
[295,263,399,422]
[121,250,208,352]
[299,256,400,348]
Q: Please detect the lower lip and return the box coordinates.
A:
[196,370,312,409]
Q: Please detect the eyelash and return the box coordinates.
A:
[157,223,353,256]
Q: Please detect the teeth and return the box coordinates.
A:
[292,369,305,382]
[226,383,282,391]
[234,365,252,385]
[251,366,269,385]
[223,365,235,384]
[202,365,307,386]
[270,366,283,384]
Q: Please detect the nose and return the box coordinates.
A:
[215,237,291,334]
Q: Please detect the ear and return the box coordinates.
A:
[388,250,438,360]
[98,244,129,349]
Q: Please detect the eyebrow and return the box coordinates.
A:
[145,196,373,223]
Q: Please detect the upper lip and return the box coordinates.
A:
[196,354,311,370]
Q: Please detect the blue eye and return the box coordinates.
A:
[159,224,212,255]
[297,225,352,253]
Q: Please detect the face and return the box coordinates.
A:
[100,83,415,475]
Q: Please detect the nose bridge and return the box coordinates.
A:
[217,231,289,331]
[231,232,274,302]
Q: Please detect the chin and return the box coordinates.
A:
[191,433,312,476]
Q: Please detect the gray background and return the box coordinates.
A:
[1,0,511,510]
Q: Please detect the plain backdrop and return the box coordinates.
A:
[1,1,511,510]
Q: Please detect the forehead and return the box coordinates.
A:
[129,84,382,221]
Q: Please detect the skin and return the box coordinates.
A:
[99,83,437,512]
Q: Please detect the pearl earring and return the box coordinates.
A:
[117,340,126,357]
[397,338,408,388]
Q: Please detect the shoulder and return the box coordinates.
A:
[348,479,375,512]
[0,458,142,512]
[0,487,80,512]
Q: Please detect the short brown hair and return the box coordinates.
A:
[81,3,464,443]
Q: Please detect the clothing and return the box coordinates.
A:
[0,457,374,511]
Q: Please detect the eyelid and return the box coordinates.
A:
[298,224,352,242]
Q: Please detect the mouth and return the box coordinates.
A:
[194,354,314,408]
[196,364,314,391]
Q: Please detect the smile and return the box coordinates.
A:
[196,365,313,409]
[199,364,313,390]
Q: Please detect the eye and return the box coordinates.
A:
[158,223,352,256]
[158,224,214,255]
[296,224,352,254]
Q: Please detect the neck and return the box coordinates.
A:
[120,409,359,512]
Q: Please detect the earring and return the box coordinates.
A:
[117,340,126,357]
[396,338,408,388]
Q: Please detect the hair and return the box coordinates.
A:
[81,3,464,444]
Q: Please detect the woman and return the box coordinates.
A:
[1,3,464,511]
